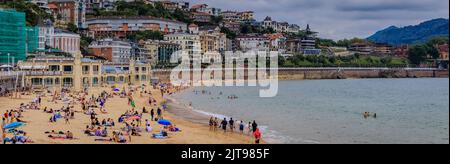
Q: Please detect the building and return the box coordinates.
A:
[188,23,199,34]
[50,29,81,55]
[191,12,212,23]
[38,20,55,51]
[142,40,181,65]
[288,24,301,33]
[285,39,301,54]
[300,25,320,55]
[26,26,40,53]
[0,9,27,64]
[164,33,200,55]
[16,52,152,90]
[30,0,51,11]
[222,21,241,35]
[149,0,190,11]
[198,26,226,53]
[220,11,241,23]
[88,38,133,63]
[393,45,409,58]
[349,42,374,55]
[437,44,449,60]
[131,42,149,63]
[238,11,255,22]
[236,34,269,52]
[265,33,286,52]
[49,0,86,28]
[220,10,254,23]
[86,16,187,39]
[191,4,221,17]
[374,43,393,55]
[83,0,115,14]
[262,16,298,33]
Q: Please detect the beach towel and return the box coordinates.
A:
[94,138,112,142]
[152,134,167,139]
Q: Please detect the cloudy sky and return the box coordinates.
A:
[187,0,449,40]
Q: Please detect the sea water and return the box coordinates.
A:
[170,78,449,144]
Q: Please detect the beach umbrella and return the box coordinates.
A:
[3,122,25,129]
[114,88,120,92]
[158,119,172,126]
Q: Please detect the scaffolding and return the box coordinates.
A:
[0,9,26,64]
[26,26,39,53]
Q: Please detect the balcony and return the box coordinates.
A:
[25,71,62,76]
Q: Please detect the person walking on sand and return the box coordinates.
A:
[252,120,258,132]
[209,117,214,131]
[229,118,235,132]
[213,117,218,132]
[253,128,262,144]
[220,118,228,133]
[150,109,155,121]
[239,121,244,134]
[157,108,162,120]
[247,122,252,135]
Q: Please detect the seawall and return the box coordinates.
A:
[151,68,449,82]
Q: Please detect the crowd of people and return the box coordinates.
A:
[1,82,262,144]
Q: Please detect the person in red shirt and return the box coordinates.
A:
[253,128,262,144]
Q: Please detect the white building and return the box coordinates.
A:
[31,0,50,11]
[164,33,200,55]
[236,34,269,52]
[50,29,80,55]
[38,21,55,51]
[262,16,296,33]
[88,38,133,63]
[191,4,221,17]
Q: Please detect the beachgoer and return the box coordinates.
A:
[253,128,262,144]
[252,120,258,132]
[229,118,235,132]
[221,118,228,133]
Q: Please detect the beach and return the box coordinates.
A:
[0,85,258,144]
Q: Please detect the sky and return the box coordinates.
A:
[186,0,449,40]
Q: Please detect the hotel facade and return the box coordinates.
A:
[16,52,152,91]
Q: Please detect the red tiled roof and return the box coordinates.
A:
[48,3,57,9]
[189,24,199,28]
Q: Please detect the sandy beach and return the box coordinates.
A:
[0,85,259,144]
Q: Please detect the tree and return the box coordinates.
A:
[3,0,53,26]
[126,31,164,42]
[381,56,393,65]
[408,45,428,65]
[66,23,78,33]
[220,27,236,39]
[278,55,286,66]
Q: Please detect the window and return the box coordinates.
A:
[63,66,73,72]
[93,65,99,72]
[50,65,60,71]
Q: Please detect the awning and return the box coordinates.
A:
[19,65,48,70]
[0,65,13,68]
